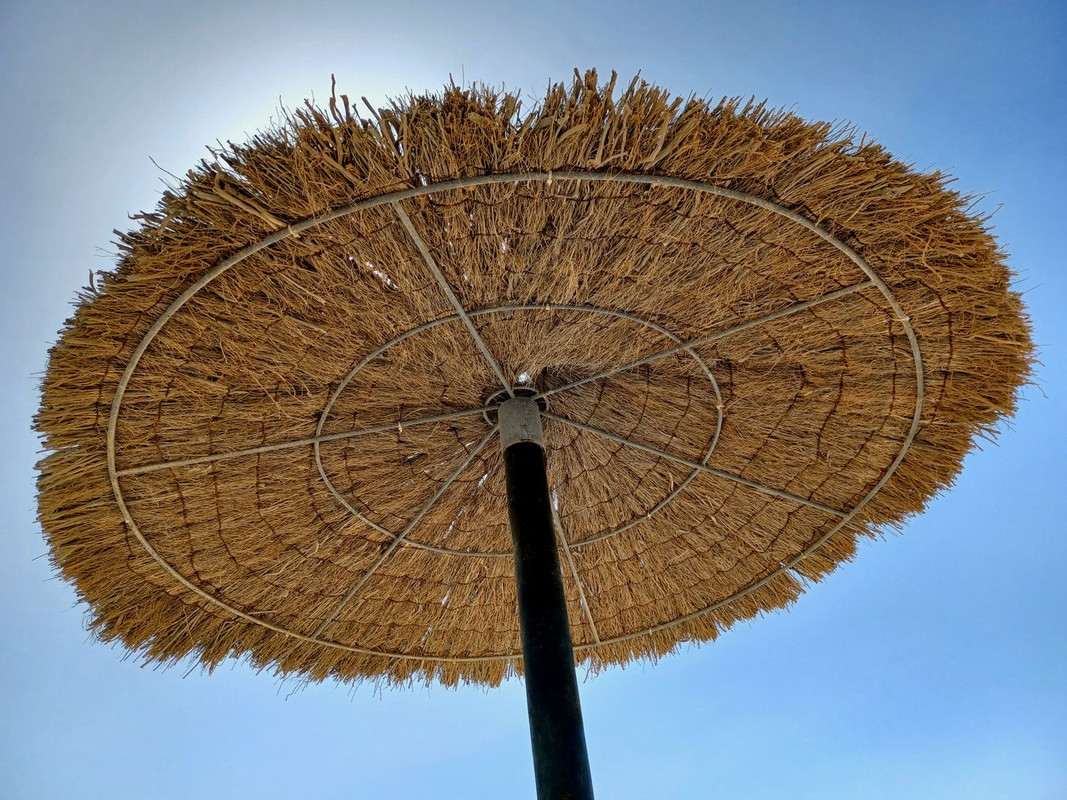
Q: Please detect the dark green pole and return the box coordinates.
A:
[500,396,595,800]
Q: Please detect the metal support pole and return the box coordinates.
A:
[500,396,595,800]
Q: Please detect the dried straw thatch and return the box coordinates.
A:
[36,70,1032,687]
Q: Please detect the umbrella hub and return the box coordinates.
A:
[483,385,549,426]
[499,395,546,450]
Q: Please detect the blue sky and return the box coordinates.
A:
[2,1,1064,797]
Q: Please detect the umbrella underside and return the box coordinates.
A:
[36,72,1031,686]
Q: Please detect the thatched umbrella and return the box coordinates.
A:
[36,70,1032,799]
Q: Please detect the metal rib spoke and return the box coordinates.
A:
[553,507,601,644]
[311,424,499,638]
[544,412,845,518]
[116,407,489,477]
[392,202,514,395]
[539,281,874,401]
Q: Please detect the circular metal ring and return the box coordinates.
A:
[105,170,922,661]
[313,303,722,556]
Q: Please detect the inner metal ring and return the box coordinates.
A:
[313,303,723,557]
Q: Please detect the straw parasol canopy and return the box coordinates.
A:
[36,70,1032,687]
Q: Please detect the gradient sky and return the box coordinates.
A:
[2,1,1064,798]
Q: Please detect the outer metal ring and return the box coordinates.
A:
[105,171,923,660]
